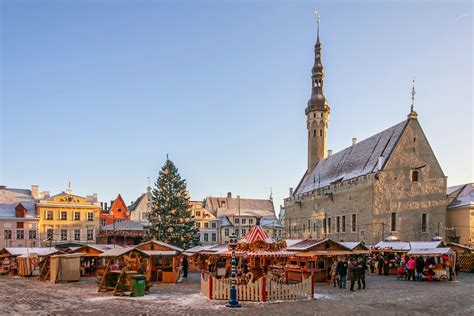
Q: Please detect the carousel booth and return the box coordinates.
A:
[135,240,183,283]
[70,244,122,276]
[286,239,356,282]
[0,247,60,277]
[232,223,294,281]
[98,247,151,296]
[406,248,457,282]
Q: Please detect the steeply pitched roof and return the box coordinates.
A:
[0,188,36,219]
[447,183,473,209]
[100,220,150,231]
[128,193,146,212]
[206,196,275,218]
[294,119,408,195]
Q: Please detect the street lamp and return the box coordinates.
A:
[226,234,241,308]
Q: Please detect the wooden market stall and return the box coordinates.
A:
[135,240,184,283]
[98,247,150,296]
[406,248,457,281]
[183,245,215,271]
[286,239,354,282]
[70,244,123,276]
[447,242,473,272]
[0,247,61,277]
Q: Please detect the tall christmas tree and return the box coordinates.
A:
[147,156,199,249]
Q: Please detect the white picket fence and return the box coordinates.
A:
[201,272,313,302]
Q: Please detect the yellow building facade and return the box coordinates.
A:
[37,189,101,246]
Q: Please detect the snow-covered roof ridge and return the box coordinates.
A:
[447,183,474,209]
[293,119,408,196]
[0,187,36,218]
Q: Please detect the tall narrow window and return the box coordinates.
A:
[351,214,357,232]
[313,130,316,137]
[302,224,306,233]
[327,218,332,234]
[323,218,327,235]
[320,129,323,137]
[342,215,346,233]
[411,170,420,182]
[421,213,427,232]
[391,212,397,232]
[336,216,340,233]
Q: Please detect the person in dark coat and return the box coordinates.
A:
[415,256,425,281]
[357,258,367,290]
[182,256,189,278]
[378,256,384,275]
[348,259,358,292]
[336,259,348,289]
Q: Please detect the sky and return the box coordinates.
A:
[1,0,472,212]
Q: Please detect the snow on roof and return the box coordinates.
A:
[285,239,304,248]
[0,188,36,219]
[374,241,442,251]
[294,120,408,195]
[205,196,275,218]
[183,245,214,255]
[99,246,143,257]
[407,247,454,256]
[137,240,183,252]
[142,250,177,256]
[199,244,228,255]
[4,247,59,257]
[101,220,150,231]
[287,239,327,251]
[338,242,368,250]
[260,215,284,229]
[448,183,473,209]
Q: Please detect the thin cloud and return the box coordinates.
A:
[455,13,470,21]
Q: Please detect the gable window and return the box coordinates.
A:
[391,212,397,232]
[28,230,36,240]
[351,214,357,233]
[411,170,420,182]
[4,230,12,240]
[60,211,67,220]
[421,213,427,233]
[61,229,68,241]
[46,211,53,220]
[74,212,81,221]
[16,230,24,240]
[74,229,81,241]
[87,212,94,221]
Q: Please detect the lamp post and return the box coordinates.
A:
[226,234,241,308]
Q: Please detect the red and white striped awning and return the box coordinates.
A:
[239,225,276,244]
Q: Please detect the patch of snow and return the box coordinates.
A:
[314,293,335,300]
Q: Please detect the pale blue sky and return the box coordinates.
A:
[1,0,472,210]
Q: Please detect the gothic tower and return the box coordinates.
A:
[306,13,330,171]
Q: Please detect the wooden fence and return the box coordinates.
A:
[458,253,473,272]
[201,272,314,302]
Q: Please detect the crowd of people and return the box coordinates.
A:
[330,257,367,292]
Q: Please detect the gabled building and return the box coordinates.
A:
[37,187,101,246]
[128,187,153,221]
[0,186,38,248]
[284,18,447,244]
[99,194,130,227]
[447,183,474,246]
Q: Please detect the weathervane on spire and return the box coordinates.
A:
[315,10,320,41]
[408,76,418,119]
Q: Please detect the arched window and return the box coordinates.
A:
[411,170,420,182]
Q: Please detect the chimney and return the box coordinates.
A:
[327,150,333,157]
[227,192,232,199]
[352,138,358,145]
[104,202,108,210]
[31,185,39,199]
[289,187,294,196]
[100,202,104,210]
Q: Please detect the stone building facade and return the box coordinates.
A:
[284,21,447,244]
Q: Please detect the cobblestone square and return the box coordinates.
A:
[1,272,473,315]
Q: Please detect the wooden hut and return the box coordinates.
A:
[447,243,473,272]
[98,247,150,296]
[70,244,123,276]
[0,247,60,276]
[183,245,215,271]
[135,240,183,283]
[286,239,356,282]
[50,253,83,283]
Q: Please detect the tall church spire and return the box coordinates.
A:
[306,11,330,171]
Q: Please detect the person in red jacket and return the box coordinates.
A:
[407,257,416,281]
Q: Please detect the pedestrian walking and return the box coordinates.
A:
[330,259,338,287]
[336,259,348,289]
[416,256,425,281]
[378,256,384,275]
[348,258,357,292]
[182,255,189,278]
[357,258,367,290]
